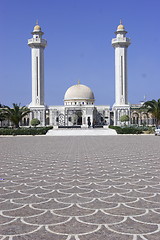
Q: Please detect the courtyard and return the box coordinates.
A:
[0,135,160,240]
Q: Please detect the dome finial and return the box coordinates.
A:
[117,20,125,31]
[33,20,41,31]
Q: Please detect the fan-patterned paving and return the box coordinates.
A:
[0,136,160,240]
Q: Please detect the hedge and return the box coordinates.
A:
[0,126,53,135]
[109,126,143,134]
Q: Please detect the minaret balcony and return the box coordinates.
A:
[28,38,47,48]
[112,37,130,47]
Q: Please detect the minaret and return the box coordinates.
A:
[112,21,131,126]
[112,21,130,106]
[28,22,47,107]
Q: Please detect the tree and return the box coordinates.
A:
[31,118,40,127]
[120,114,129,125]
[143,99,160,126]
[1,103,30,128]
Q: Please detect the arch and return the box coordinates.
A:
[131,112,139,125]
[141,112,149,125]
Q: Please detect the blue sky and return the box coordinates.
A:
[0,0,160,107]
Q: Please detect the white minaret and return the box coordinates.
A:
[112,21,131,126]
[112,21,130,106]
[28,22,47,107]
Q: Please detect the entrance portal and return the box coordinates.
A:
[73,110,82,126]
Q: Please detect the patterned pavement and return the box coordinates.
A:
[0,135,160,240]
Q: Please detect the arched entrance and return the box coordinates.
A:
[132,112,139,125]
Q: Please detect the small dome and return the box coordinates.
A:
[117,20,125,31]
[34,24,41,31]
[117,24,125,30]
[64,83,95,101]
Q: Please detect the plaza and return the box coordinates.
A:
[0,135,160,239]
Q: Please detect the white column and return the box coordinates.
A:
[28,23,47,107]
[112,22,131,126]
[112,22,130,106]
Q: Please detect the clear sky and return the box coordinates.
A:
[0,0,160,107]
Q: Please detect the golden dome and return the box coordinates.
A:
[117,24,124,30]
[34,24,41,31]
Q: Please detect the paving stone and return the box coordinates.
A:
[103,204,146,216]
[0,191,30,200]
[2,205,44,217]
[0,188,15,195]
[23,211,70,225]
[12,226,67,240]
[57,194,93,204]
[134,210,160,224]
[78,225,133,240]
[126,198,160,209]
[37,190,72,199]
[0,215,15,224]
[79,190,113,198]
[144,231,160,240]
[32,198,72,210]
[48,217,98,234]
[78,198,118,209]
[12,195,50,204]
[119,190,155,198]
[100,194,137,203]
[0,200,23,211]
[78,209,124,224]
[20,186,53,194]
[0,218,38,235]
[110,217,157,234]
[53,204,96,217]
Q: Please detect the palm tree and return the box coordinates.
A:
[1,103,30,128]
[143,99,160,126]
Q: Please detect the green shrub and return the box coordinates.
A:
[120,115,129,124]
[31,118,40,127]
[0,126,53,135]
[109,126,143,134]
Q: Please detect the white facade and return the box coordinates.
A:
[48,82,110,127]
